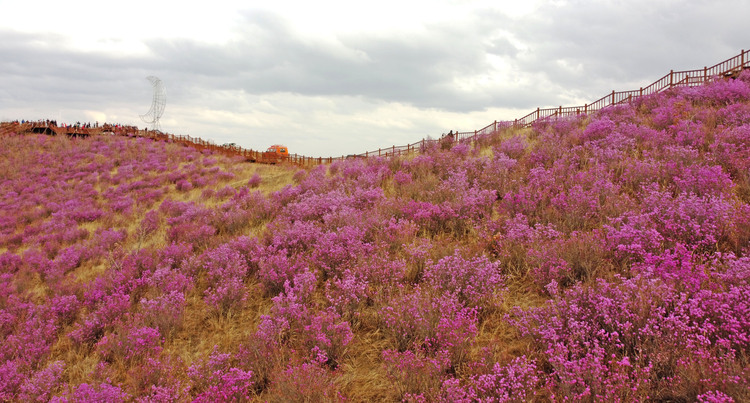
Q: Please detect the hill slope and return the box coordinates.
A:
[2,73,750,401]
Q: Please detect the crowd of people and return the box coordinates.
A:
[6,119,142,132]
[16,119,99,129]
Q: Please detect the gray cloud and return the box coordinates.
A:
[0,31,151,109]
[509,0,750,100]
[142,9,521,112]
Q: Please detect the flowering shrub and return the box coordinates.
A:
[69,292,131,344]
[253,246,307,296]
[422,251,503,309]
[97,326,163,364]
[55,382,129,403]
[198,244,250,314]
[401,200,460,235]
[49,294,80,326]
[17,361,65,402]
[137,210,160,240]
[167,223,215,249]
[267,362,341,402]
[382,349,450,401]
[380,287,478,368]
[139,291,186,335]
[187,347,255,401]
[510,274,750,401]
[439,356,540,402]
[497,135,528,159]
[127,356,189,401]
[257,270,353,368]
[393,169,413,185]
[247,172,262,188]
[527,229,610,288]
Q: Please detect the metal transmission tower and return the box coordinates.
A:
[140,76,166,131]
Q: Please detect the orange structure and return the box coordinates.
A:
[253,144,288,164]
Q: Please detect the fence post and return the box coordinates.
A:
[704,66,708,83]
[584,104,588,114]
[536,107,540,121]
[611,90,615,105]
[670,70,674,87]
[379,148,381,157]
[392,145,395,155]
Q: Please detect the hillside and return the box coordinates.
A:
[2,73,750,401]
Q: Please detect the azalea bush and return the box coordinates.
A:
[1,72,750,400]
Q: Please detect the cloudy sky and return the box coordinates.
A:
[1,0,748,157]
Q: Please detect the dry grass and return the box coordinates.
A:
[167,282,271,364]
[336,327,395,401]
[475,278,547,355]
[49,336,102,387]
[226,161,298,195]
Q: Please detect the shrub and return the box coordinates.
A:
[187,347,255,402]
[266,362,341,402]
[510,274,750,401]
[257,270,353,368]
[139,291,186,336]
[380,287,478,368]
[439,356,540,402]
[96,326,163,364]
[422,251,504,309]
[69,292,131,344]
[254,246,307,296]
[56,382,129,403]
[497,135,528,159]
[248,173,262,188]
[18,361,65,402]
[382,349,450,401]
[200,244,250,315]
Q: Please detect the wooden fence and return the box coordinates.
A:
[450,48,750,141]
[3,49,748,168]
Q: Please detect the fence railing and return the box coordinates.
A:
[449,48,749,142]
[3,49,748,168]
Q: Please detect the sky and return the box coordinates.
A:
[1,0,748,157]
